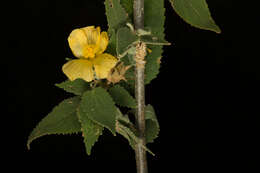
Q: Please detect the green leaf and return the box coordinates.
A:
[117,27,138,57]
[144,0,165,39]
[55,79,90,95]
[116,109,154,156]
[78,87,117,135]
[106,29,117,56]
[145,45,162,84]
[144,0,165,84]
[140,35,170,46]
[145,105,159,143]
[108,84,136,108]
[27,97,81,149]
[77,110,103,155]
[169,0,221,33]
[121,0,133,18]
[105,0,128,31]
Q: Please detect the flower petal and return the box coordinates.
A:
[62,59,94,82]
[81,26,100,45]
[93,53,118,79]
[68,29,88,58]
[95,31,109,55]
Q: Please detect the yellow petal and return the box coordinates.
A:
[62,59,94,82]
[81,26,100,45]
[68,29,88,58]
[93,53,118,79]
[95,31,109,55]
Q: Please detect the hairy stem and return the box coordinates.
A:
[133,0,148,173]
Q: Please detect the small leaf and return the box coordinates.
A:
[145,105,159,143]
[78,87,117,135]
[144,0,165,84]
[27,97,81,149]
[77,110,103,155]
[108,84,136,108]
[55,79,90,95]
[169,0,221,33]
[105,0,128,31]
[117,27,138,58]
[116,109,154,155]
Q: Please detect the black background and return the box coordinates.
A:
[7,0,259,172]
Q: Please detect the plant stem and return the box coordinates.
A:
[133,0,148,173]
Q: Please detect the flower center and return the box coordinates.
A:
[83,45,96,58]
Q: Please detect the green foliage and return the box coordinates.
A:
[108,84,136,108]
[140,35,170,46]
[116,109,154,155]
[55,79,90,95]
[27,97,81,149]
[121,0,133,18]
[78,87,117,135]
[106,29,117,55]
[144,0,165,84]
[169,0,221,33]
[145,105,159,143]
[77,110,103,155]
[105,0,128,31]
[105,0,129,56]
[117,27,138,57]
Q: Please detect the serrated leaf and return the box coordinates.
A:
[27,97,81,149]
[145,104,159,143]
[145,45,162,84]
[108,84,136,108]
[105,0,128,32]
[169,0,221,33]
[78,87,117,135]
[144,0,165,39]
[77,109,103,155]
[106,29,117,56]
[55,79,90,95]
[117,27,138,57]
[116,109,154,155]
[144,0,165,84]
[121,0,133,18]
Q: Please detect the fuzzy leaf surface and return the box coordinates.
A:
[145,104,160,143]
[121,0,133,18]
[106,29,117,56]
[55,79,90,95]
[117,27,138,57]
[144,0,165,84]
[116,109,154,155]
[79,87,117,135]
[105,0,128,31]
[109,84,136,108]
[77,109,103,155]
[27,97,81,149]
[169,0,221,33]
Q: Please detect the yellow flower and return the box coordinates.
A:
[62,26,117,82]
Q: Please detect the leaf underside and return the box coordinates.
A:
[169,0,221,33]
